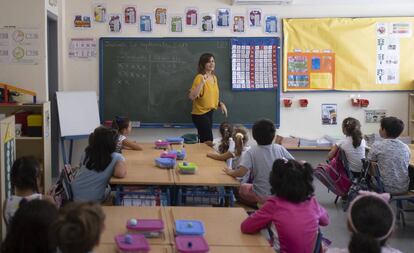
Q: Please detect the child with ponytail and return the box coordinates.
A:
[112,116,143,153]
[328,117,366,178]
[327,191,401,253]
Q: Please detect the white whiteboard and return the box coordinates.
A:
[56,91,100,137]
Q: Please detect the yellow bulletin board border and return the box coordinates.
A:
[283,17,414,92]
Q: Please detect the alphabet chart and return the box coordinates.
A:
[231,38,279,90]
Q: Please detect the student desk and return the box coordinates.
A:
[95,244,172,253]
[110,144,175,186]
[165,206,270,247]
[100,206,173,245]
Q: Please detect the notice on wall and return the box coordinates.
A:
[0,27,41,64]
[365,109,386,123]
[321,104,337,125]
[69,38,97,59]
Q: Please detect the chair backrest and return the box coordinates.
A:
[408,164,414,191]
[48,164,76,207]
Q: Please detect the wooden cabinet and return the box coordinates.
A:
[409,93,414,142]
[0,102,51,194]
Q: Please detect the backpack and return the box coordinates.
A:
[314,149,352,197]
[48,164,77,208]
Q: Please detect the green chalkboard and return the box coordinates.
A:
[99,38,279,127]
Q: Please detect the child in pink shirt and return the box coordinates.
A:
[241,159,329,253]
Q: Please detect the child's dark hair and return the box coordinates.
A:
[347,195,394,253]
[52,202,105,253]
[1,199,58,253]
[218,122,233,154]
[252,119,275,145]
[197,53,215,74]
[84,126,118,172]
[342,117,363,148]
[11,156,40,194]
[233,124,249,157]
[112,116,131,133]
[269,159,314,203]
[380,116,404,138]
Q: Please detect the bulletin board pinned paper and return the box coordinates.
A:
[283,17,414,91]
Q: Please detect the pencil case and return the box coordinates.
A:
[176,235,209,253]
[154,140,170,149]
[178,162,197,174]
[160,151,177,159]
[127,219,164,238]
[175,220,205,236]
[115,234,150,253]
[155,158,176,169]
[166,137,184,144]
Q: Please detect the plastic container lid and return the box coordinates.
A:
[155,158,176,168]
[175,220,205,235]
[160,151,177,159]
[115,234,150,252]
[155,140,170,146]
[176,236,209,253]
[166,137,184,144]
[127,219,164,231]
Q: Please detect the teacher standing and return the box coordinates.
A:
[188,53,227,144]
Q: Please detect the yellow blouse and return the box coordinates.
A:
[191,74,219,115]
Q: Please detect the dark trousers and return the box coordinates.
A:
[192,110,214,143]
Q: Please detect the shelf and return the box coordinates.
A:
[16,136,42,140]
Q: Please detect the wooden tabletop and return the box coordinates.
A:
[165,206,269,247]
[110,143,238,187]
[95,243,172,253]
[100,206,172,245]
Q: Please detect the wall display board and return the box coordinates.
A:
[283,17,414,91]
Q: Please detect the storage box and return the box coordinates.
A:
[166,137,184,144]
[178,162,197,174]
[176,236,209,253]
[154,158,176,169]
[115,234,150,253]
[14,111,30,135]
[175,220,205,236]
[154,140,170,149]
[126,219,164,238]
[27,114,42,137]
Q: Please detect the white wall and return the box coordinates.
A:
[0,0,49,102]
[61,0,414,141]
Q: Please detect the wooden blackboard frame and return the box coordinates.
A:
[99,37,280,128]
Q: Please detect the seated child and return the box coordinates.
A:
[327,191,401,253]
[208,124,251,182]
[224,119,294,205]
[241,159,329,253]
[3,156,53,225]
[367,117,410,194]
[112,116,143,152]
[71,126,127,202]
[1,199,58,253]
[328,117,366,178]
[53,202,105,253]
[208,121,233,152]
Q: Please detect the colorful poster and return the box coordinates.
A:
[286,52,335,90]
[73,15,91,28]
[231,38,278,90]
[321,104,337,125]
[217,8,230,27]
[170,15,183,32]
[265,16,277,34]
[233,16,245,33]
[140,14,152,32]
[92,3,107,22]
[201,14,214,32]
[69,38,97,59]
[123,5,137,24]
[248,9,262,27]
[185,8,198,26]
[155,7,167,25]
[108,14,122,33]
[365,109,387,123]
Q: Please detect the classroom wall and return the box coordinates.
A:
[60,0,414,141]
[0,0,51,102]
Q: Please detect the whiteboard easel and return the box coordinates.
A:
[56,91,100,163]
